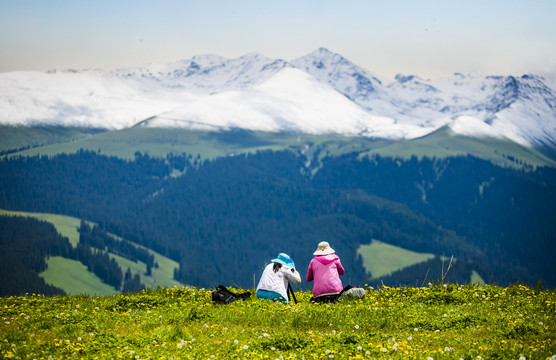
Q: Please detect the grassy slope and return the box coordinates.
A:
[357,240,436,279]
[6,126,555,170]
[7,127,291,160]
[1,284,554,359]
[6,127,387,162]
[39,257,119,296]
[471,270,486,284]
[0,125,105,154]
[0,209,181,294]
[109,253,181,289]
[364,126,556,168]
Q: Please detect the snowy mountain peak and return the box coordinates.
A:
[291,48,384,105]
[1,49,555,148]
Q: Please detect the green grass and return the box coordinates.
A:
[0,125,106,154]
[357,240,436,279]
[6,125,555,170]
[39,256,119,296]
[8,127,292,161]
[108,253,181,290]
[363,126,556,169]
[1,284,554,359]
[470,270,486,284]
[6,127,386,163]
[0,209,82,247]
[148,250,182,288]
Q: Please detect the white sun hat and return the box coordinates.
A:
[313,241,335,256]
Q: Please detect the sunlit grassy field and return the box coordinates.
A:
[357,240,436,279]
[363,126,556,169]
[1,283,554,359]
[40,257,119,297]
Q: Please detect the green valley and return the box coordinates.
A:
[1,126,555,294]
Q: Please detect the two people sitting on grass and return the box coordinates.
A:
[256,253,301,304]
[255,243,364,305]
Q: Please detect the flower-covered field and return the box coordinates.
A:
[1,284,555,359]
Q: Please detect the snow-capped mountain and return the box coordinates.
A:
[1,48,555,148]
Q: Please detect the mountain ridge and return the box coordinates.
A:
[1,48,555,149]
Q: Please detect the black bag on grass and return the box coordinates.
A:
[211,285,251,304]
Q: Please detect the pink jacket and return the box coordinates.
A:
[306,254,345,297]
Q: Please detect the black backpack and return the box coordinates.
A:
[211,285,251,304]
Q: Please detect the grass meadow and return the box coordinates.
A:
[363,126,556,169]
[357,240,436,279]
[1,283,554,359]
[39,257,119,297]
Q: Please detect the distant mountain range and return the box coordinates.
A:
[1,48,555,149]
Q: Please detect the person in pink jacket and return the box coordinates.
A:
[306,241,345,302]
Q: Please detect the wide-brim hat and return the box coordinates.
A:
[313,241,335,256]
[271,253,295,268]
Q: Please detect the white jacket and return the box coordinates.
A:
[256,263,301,301]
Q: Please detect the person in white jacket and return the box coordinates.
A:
[256,253,301,303]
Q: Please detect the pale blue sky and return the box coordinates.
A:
[1,0,555,81]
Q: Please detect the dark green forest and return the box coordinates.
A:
[1,149,555,292]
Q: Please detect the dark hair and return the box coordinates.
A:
[273,263,282,273]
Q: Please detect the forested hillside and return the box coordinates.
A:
[0,215,153,296]
[1,149,555,290]
[0,216,68,296]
